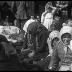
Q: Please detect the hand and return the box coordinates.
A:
[28,51,35,57]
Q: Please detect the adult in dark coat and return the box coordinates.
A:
[26,22,50,61]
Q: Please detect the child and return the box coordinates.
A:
[48,26,72,71]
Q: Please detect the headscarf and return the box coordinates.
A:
[49,30,59,42]
[59,26,72,42]
[47,30,59,56]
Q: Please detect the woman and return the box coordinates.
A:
[48,26,72,71]
[16,1,27,20]
[41,2,57,31]
[41,2,53,24]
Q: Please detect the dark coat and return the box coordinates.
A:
[27,22,49,52]
[26,22,50,60]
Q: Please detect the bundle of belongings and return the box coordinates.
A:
[0,26,24,43]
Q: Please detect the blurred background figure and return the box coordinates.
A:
[3,16,9,26]
[2,2,15,24]
[41,2,57,31]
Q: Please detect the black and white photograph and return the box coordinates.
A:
[0,1,72,71]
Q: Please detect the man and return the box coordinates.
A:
[48,26,72,71]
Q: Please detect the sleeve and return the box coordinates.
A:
[48,48,60,71]
[41,13,45,24]
[23,22,28,33]
[47,38,53,56]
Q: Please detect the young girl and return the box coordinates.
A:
[42,2,57,31]
[41,2,53,25]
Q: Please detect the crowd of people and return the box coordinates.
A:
[0,1,72,71]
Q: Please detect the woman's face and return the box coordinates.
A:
[62,33,71,45]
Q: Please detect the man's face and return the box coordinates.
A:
[62,33,71,45]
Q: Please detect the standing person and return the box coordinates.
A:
[41,2,53,25]
[48,26,72,71]
[16,1,27,20]
[41,2,57,31]
[15,1,27,29]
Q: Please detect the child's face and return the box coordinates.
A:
[62,34,71,45]
[62,38,71,45]
[52,38,59,47]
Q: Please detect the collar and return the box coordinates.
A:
[68,45,72,51]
